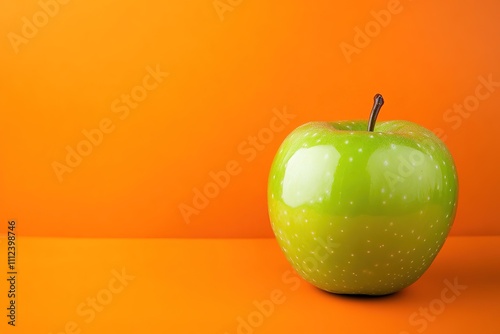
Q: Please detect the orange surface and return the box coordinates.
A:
[0,0,499,238]
[0,236,498,333]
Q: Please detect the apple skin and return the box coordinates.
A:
[268,120,458,295]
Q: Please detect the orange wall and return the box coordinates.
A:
[1,0,499,237]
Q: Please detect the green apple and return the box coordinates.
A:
[268,94,458,295]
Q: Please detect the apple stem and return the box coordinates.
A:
[367,94,384,132]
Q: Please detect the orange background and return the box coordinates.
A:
[1,0,499,238]
[1,236,499,333]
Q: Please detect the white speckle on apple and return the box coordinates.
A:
[349,201,354,205]
[312,132,318,137]
[381,187,386,193]
[383,160,389,166]
[403,195,407,200]
[382,201,387,205]
[390,144,396,150]
[344,140,349,144]
[358,148,363,153]
[282,145,339,207]
[369,135,374,139]
[348,157,353,162]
